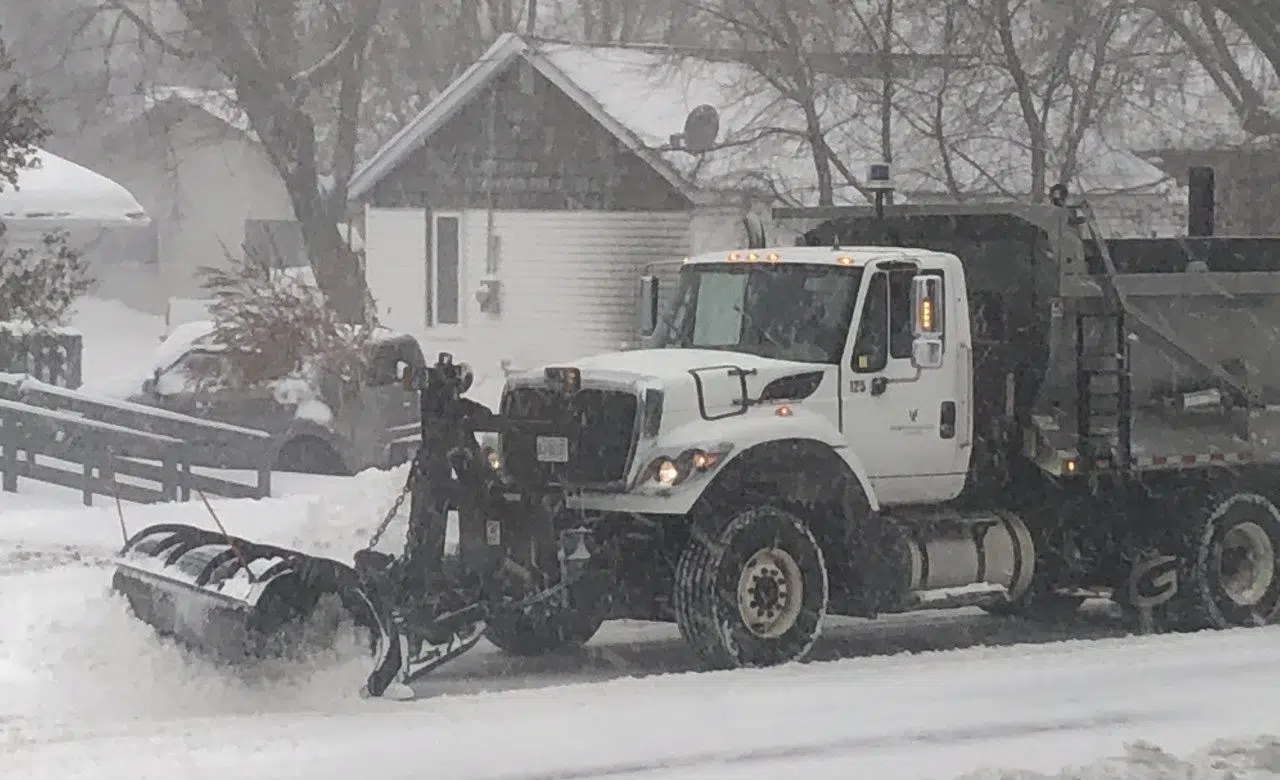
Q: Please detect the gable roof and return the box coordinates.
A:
[349,34,1173,210]
[348,33,710,204]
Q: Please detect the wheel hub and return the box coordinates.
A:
[736,548,804,639]
[1216,521,1277,607]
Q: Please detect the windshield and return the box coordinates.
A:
[654,263,863,363]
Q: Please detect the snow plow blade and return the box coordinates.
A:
[111,523,408,697]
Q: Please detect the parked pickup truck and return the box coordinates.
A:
[127,324,426,475]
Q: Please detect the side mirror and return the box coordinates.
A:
[638,275,660,336]
[912,338,944,370]
[911,273,945,370]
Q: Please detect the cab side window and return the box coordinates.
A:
[851,273,888,372]
[888,269,918,359]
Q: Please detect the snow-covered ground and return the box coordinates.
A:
[3,298,1280,778]
[4,478,1280,779]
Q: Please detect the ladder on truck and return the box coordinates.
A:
[1068,201,1132,474]
[1068,201,1261,476]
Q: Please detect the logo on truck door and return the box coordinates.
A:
[908,409,919,422]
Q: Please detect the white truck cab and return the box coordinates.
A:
[519,245,971,514]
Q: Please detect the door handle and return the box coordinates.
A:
[939,401,956,439]
[870,377,888,396]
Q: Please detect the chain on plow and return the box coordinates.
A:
[112,454,584,701]
[108,351,588,701]
[363,466,414,554]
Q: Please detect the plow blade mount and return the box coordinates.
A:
[111,523,409,697]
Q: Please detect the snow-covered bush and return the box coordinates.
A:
[194,247,372,398]
[0,225,92,328]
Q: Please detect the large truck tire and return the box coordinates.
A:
[484,609,604,656]
[673,504,828,670]
[1179,491,1280,630]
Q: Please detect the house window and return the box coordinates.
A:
[430,213,461,327]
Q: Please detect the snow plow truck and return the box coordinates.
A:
[112,178,1280,698]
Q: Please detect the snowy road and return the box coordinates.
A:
[4,474,1280,778]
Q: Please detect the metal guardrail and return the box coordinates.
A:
[0,374,275,503]
[0,397,188,505]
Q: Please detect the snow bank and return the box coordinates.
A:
[964,737,1280,778]
[69,296,165,397]
[0,462,416,560]
[0,464,424,723]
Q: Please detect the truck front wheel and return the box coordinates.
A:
[674,504,829,669]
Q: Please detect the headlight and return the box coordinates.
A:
[483,445,502,471]
[640,444,733,488]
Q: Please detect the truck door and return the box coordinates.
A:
[843,259,969,505]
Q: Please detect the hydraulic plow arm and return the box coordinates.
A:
[109,352,594,700]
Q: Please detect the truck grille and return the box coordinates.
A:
[500,386,638,486]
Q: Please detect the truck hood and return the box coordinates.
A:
[534,348,831,416]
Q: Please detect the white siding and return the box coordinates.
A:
[364,207,428,335]
[458,210,691,376]
[690,206,750,254]
[362,208,695,382]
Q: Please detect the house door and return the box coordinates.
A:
[428,212,462,334]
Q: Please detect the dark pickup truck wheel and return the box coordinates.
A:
[274,436,351,476]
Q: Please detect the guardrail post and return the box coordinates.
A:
[1,411,15,492]
[161,451,178,503]
[257,445,272,498]
[80,459,94,506]
[178,448,191,502]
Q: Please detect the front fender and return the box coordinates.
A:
[572,404,878,515]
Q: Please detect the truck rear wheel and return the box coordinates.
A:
[1183,491,1280,629]
[674,504,828,670]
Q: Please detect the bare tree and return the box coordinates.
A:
[945,0,1183,200]
[671,0,886,205]
[1152,0,1280,137]
[90,0,380,323]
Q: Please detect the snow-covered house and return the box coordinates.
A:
[51,86,297,308]
[349,33,1176,378]
[1,149,154,312]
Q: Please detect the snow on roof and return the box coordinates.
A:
[140,85,254,139]
[535,42,865,203]
[349,33,1172,207]
[0,149,149,224]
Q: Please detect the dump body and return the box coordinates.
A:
[1038,260,1280,472]
[793,203,1280,478]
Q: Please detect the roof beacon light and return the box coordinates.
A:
[867,163,894,192]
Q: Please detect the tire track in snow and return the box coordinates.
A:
[503,711,1167,780]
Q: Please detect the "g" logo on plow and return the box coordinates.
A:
[1128,554,1179,608]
